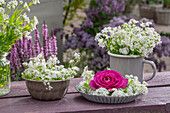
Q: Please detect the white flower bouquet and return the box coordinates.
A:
[95,19,161,57]
[76,67,148,103]
[22,53,80,90]
[0,0,40,53]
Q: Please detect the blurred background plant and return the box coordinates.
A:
[10,0,170,81]
[63,0,88,26]
[62,0,170,75]
[124,0,142,15]
[141,0,162,4]
[163,0,170,8]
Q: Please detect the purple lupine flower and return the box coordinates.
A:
[42,22,48,59]
[34,28,41,55]
[48,37,53,56]
[51,32,58,55]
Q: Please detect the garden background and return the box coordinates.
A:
[10,0,170,81]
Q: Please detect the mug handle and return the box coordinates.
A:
[143,59,157,81]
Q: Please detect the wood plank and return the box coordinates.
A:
[0,87,169,113]
[0,72,170,99]
[145,72,170,88]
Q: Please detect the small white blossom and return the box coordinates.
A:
[0,0,5,5]
[22,13,30,23]
[0,7,4,14]
[74,52,80,60]
[32,0,40,4]
[24,2,30,12]
[92,88,109,96]
[19,1,23,4]
[23,31,32,40]
[81,66,94,81]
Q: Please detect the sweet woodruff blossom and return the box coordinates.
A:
[95,19,162,57]
[0,0,40,53]
[78,67,148,97]
[22,53,80,90]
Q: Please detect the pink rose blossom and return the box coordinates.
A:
[89,70,128,90]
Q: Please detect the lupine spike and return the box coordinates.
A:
[10,23,58,80]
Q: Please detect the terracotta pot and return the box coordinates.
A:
[24,78,70,100]
[108,52,156,82]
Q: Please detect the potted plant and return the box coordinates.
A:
[95,19,161,82]
[139,0,162,21]
[156,0,170,25]
[22,53,80,100]
[0,0,40,96]
[76,67,148,103]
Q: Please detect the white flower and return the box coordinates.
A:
[129,19,138,24]
[3,14,9,20]
[69,60,74,64]
[32,0,40,4]
[33,16,39,25]
[140,23,145,28]
[146,22,152,26]
[0,7,5,14]
[31,16,39,30]
[19,1,23,4]
[93,88,109,96]
[24,2,30,12]
[81,66,94,81]
[98,38,105,48]
[74,52,80,60]
[111,90,127,97]
[119,47,129,55]
[72,66,79,71]
[0,0,5,5]
[23,31,32,40]
[23,13,30,23]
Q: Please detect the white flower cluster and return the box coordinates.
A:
[0,0,40,40]
[78,68,148,97]
[95,19,162,57]
[22,53,80,90]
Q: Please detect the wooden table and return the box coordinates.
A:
[0,72,170,113]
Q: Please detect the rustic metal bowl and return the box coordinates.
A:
[75,85,141,104]
[24,78,70,101]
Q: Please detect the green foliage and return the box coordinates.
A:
[63,0,88,25]
[0,1,39,53]
[147,0,162,4]
[164,0,170,8]
[0,60,10,88]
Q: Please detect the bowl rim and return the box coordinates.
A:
[22,76,71,83]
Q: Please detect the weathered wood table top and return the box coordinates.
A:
[0,72,170,113]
